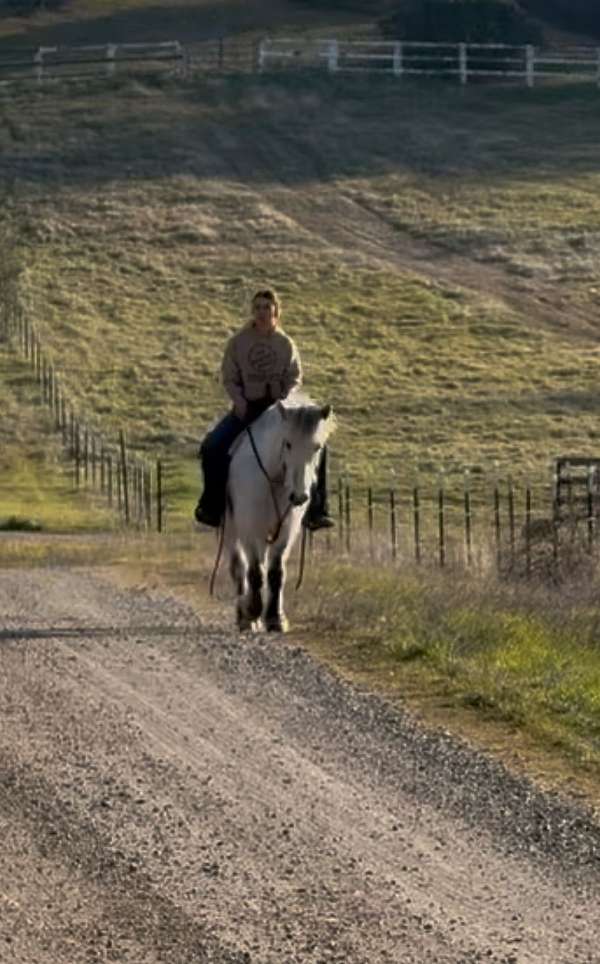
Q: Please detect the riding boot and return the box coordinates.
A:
[303,447,335,531]
[195,452,228,527]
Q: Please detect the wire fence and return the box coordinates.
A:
[3,282,598,576]
[319,467,600,582]
[0,287,166,532]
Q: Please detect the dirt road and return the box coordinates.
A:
[1,567,599,963]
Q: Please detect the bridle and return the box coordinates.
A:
[246,424,292,544]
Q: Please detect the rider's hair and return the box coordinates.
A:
[252,288,280,317]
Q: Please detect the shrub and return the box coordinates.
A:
[381,0,542,45]
[521,1,600,39]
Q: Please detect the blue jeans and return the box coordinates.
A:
[201,411,246,464]
[198,412,246,516]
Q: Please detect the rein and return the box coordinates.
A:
[209,517,226,597]
[246,424,292,545]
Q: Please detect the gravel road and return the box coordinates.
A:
[1,567,599,963]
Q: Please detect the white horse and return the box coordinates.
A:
[225,397,336,632]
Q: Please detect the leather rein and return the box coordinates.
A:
[246,424,292,544]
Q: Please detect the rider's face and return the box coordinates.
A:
[253,298,278,333]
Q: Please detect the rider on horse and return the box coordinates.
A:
[195,288,334,531]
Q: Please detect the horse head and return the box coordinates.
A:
[277,401,335,508]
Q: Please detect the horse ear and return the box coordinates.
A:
[321,404,331,420]
[277,400,288,420]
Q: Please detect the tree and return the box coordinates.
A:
[521,0,600,38]
[381,0,542,44]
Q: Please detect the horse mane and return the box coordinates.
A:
[229,393,335,458]
[281,391,336,444]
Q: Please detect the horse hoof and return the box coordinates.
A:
[266,615,289,634]
[237,610,252,632]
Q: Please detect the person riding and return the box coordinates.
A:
[195,288,334,531]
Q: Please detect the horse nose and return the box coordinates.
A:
[290,492,308,507]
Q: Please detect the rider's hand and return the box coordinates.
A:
[234,400,248,421]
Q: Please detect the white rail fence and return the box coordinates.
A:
[258,39,600,88]
[1,38,600,87]
[0,41,186,82]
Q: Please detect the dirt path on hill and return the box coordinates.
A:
[204,119,597,343]
[1,566,599,963]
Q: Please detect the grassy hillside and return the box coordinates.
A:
[0,346,117,530]
[0,0,383,47]
[4,70,600,522]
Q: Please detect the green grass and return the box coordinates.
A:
[0,348,120,532]
[0,0,385,47]
[293,560,600,777]
[4,74,600,527]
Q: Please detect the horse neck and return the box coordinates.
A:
[250,408,285,479]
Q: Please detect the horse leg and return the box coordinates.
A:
[245,549,265,625]
[230,545,250,631]
[265,548,288,633]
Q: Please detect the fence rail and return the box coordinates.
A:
[259,38,600,87]
[1,38,600,87]
[0,40,186,82]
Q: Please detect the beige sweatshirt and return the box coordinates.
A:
[221,322,302,408]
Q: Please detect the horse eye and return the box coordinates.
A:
[284,441,292,451]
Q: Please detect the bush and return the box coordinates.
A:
[381,0,542,45]
[0,0,65,15]
[522,0,600,38]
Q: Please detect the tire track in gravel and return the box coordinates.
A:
[1,567,600,963]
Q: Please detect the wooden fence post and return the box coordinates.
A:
[367,487,374,560]
[389,489,397,561]
[438,484,445,568]
[83,427,89,485]
[525,44,535,88]
[413,486,421,564]
[106,44,117,76]
[119,430,130,524]
[525,487,532,578]
[258,38,267,72]
[344,480,351,553]
[156,458,163,533]
[459,43,467,85]
[74,420,81,488]
[464,481,472,567]
[107,454,113,506]
[34,48,43,84]
[494,484,501,570]
[587,466,595,553]
[508,480,515,568]
[327,39,339,73]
